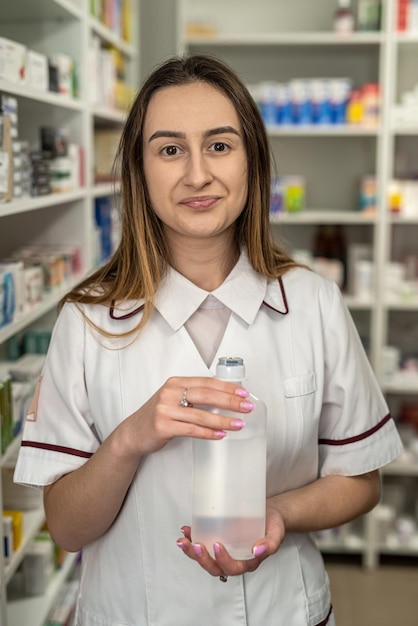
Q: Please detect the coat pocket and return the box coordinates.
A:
[283,372,316,398]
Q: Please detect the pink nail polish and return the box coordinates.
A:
[240,401,254,411]
[177,541,186,551]
[252,545,266,557]
[213,542,221,554]
[193,544,203,556]
[235,387,249,398]
[214,431,226,439]
[231,419,245,429]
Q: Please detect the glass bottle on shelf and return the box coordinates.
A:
[334,0,355,34]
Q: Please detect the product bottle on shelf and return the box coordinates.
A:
[334,0,355,34]
[357,0,381,31]
[312,224,348,290]
[192,357,267,559]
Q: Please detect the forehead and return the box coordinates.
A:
[144,82,242,135]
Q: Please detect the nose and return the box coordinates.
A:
[183,151,213,189]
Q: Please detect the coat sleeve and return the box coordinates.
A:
[14,303,101,487]
[318,282,403,477]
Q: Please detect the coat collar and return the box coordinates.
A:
[109,250,289,326]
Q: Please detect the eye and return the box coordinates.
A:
[161,145,180,156]
[209,142,230,152]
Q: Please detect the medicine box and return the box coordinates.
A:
[23,265,44,308]
[0,116,13,202]
[0,94,19,140]
[0,268,15,327]
[0,37,26,84]
[0,259,25,318]
[26,50,49,92]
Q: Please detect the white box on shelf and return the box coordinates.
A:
[0,37,26,84]
[26,50,49,92]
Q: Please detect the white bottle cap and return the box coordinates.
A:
[216,357,246,381]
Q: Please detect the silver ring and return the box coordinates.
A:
[180,388,193,408]
[219,575,228,583]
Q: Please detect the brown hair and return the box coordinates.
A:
[62,54,298,334]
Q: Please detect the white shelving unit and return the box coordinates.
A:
[0,0,139,623]
[176,0,418,569]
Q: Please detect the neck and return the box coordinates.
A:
[168,237,240,291]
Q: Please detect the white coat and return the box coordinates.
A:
[14,252,403,626]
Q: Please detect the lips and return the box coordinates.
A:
[180,196,220,209]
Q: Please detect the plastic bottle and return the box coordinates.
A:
[192,357,267,559]
[357,0,381,32]
[362,83,380,127]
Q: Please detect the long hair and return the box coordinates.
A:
[62,54,298,333]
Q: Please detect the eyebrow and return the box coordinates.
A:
[148,126,241,143]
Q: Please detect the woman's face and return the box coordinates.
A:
[142,81,248,247]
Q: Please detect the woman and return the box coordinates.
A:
[14,54,402,626]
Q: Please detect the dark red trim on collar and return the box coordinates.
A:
[109,276,289,320]
[21,440,93,459]
[262,277,289,315]
[319,413,392,446]
[316,605,333,626]
[109,301,145,320]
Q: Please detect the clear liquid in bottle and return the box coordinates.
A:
[192,357,267,559]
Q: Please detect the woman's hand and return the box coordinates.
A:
[44,375,253,553]
[176,503,286,579]
[120,376,254,458]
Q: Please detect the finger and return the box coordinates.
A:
[168,376,251,413]
[182,386,253,415]
[176,541,225,577]
[173,405,247,432]
[212,542,262,575]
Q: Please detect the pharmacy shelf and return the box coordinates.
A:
[0,436,22,470]
[383,376,418,394]
[394,32,418,43]
[0,1,138,622]
[385,299,418,310]
[381,460,418,476]
[0,190,87,218]
[267,125,380,137]
[92,182,120,198]
[0,79,84,111]
[316,534,366,553]
[91,105,127,123]
[184,32,384,46]
[7,552,79,626]
[343,295,374,309]
[392,127,418,135]
[0,0,82,21]
[175,0,418,569]
[388,215,418,223]
[89,16,138,58]
[0,274,84,345]
[270,210,376,225]
[4,508,46,585]
[377,534,418,555]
